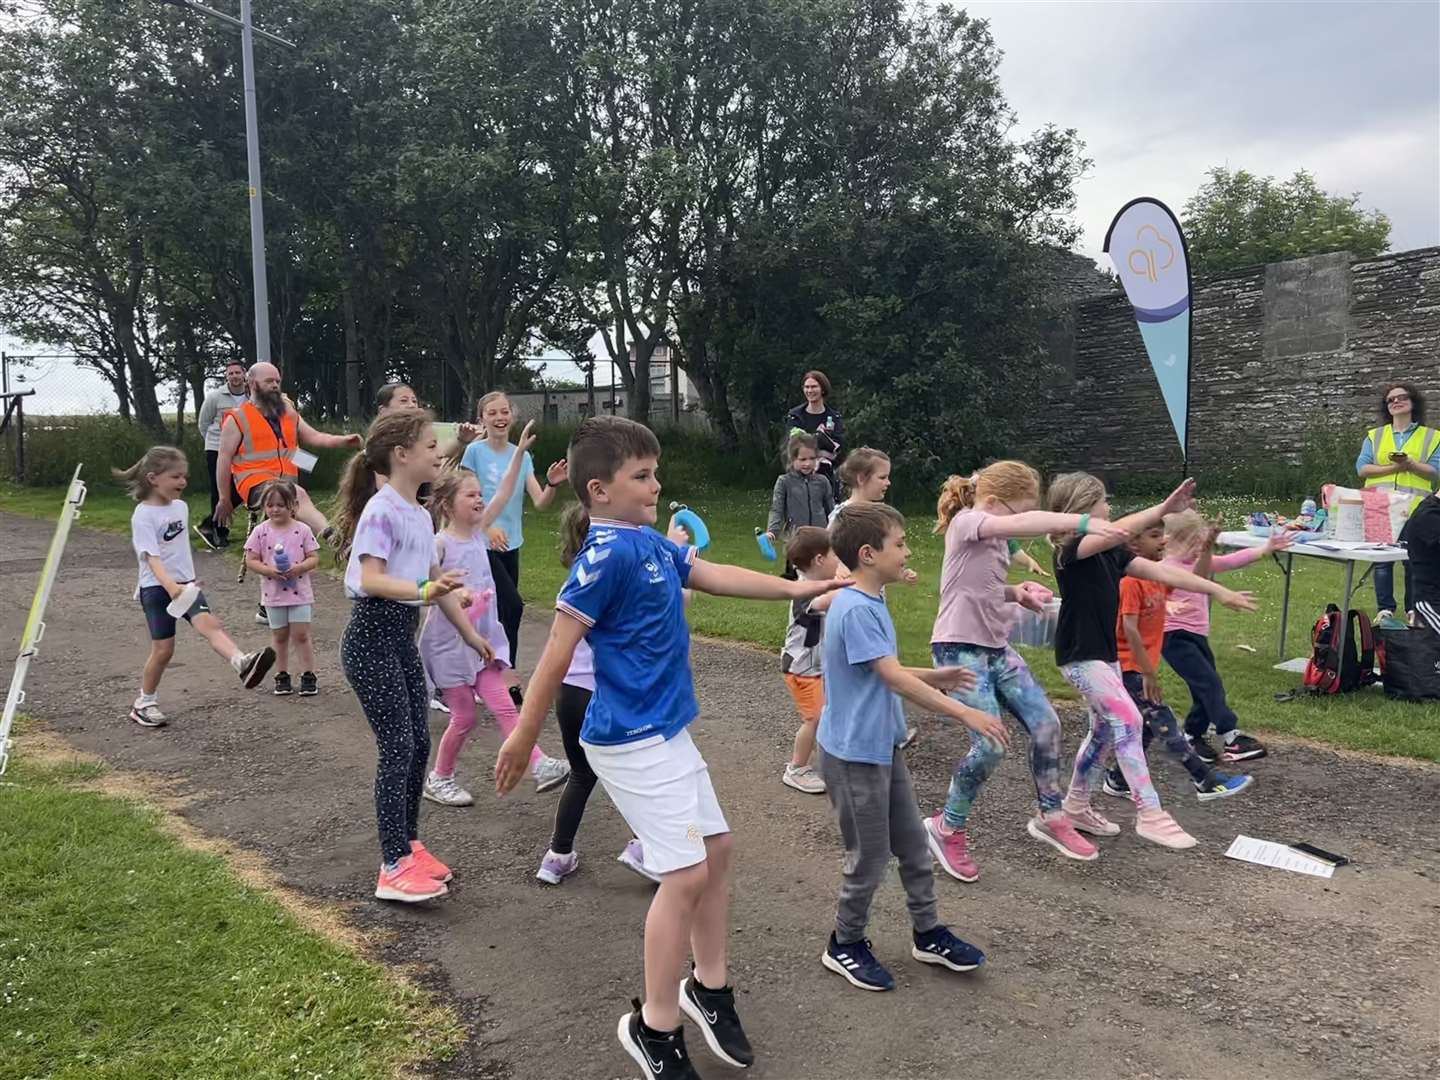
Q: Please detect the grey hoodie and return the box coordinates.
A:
[768,470,835,539]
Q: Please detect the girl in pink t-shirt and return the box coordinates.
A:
[925,461,1129,882]
[1161,510,1291,764]
[242,479,321,696]
[419,450,570,809]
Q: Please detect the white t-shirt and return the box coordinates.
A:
[131,500,195,590]
[343,484,437,600]
[564,637,596,691]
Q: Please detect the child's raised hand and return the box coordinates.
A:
[901,568,919,585]
[1088,518,1131,541]
[430,569,467,599]
[494,734,532,796]
[1014,580,1054,611]
[931,667,978,693]
[961,706,1010,748]
[515,419,538,453]
[1265,531,1295,554]
[457,422,482,445]
[793,575,853,600]
[1160,478,1197,516]
[666,516,690,546]
[546,458,569,486]
[1218,588,1257,613]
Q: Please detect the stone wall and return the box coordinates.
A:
[1025,246,1440,483]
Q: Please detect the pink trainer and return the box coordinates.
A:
[924,814,979,882]
[1026,814,1098,861]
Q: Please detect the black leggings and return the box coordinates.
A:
[488,547,524,667]
[549,682,599,855]
[341,599,428,865]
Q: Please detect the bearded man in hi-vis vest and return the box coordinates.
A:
[1356,381,1440,620]
[213,362,362,543]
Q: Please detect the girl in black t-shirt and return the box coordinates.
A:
[1046,474,1257,852]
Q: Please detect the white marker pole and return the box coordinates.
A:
[0,465,87,775]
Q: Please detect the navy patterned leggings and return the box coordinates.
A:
[342,598,428,865]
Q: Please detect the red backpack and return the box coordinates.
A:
[1303,605,1378,694]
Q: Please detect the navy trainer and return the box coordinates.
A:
[912,925,985,972]
[822,934,895,992]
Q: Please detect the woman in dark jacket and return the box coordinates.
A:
[786,370,845,499]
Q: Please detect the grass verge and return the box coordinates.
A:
[0,731,463,1080]
[5,480,1437,762]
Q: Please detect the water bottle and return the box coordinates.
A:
[1301,498,1317,518]
[273,542,295,591]
[755,528,777,561]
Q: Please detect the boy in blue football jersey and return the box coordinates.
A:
[817,503,1008,993]
[497,416,846,1080]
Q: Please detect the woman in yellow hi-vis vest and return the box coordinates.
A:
[1356,382,1440,618]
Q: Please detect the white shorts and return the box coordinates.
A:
[581,728,729,874]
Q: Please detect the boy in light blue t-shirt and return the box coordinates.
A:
[817,503,1009,994]
[495,416,845,1080]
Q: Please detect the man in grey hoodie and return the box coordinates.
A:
[195,361,249,548]
[766,433,835,578]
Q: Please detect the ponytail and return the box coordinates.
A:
[113,446,188,500]
[934,474,978,533]
[559,501,591,568]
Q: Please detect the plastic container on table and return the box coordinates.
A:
[1009,600,1061,648]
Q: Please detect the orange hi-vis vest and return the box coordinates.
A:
[224,400,300,501]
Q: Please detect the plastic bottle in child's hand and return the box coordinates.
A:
[755,528,777,561]
[467,588,494,625]
[273,543,294,590]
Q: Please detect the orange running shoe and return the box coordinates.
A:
[409,840,453,882]
[375,855,448,902]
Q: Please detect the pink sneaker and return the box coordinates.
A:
[375,855,449,902]
[408,840,452,882]
[1026,814,1098,861]
[1063,801,1121,837]
[1135,809,1198,850]
[924,814,979,882]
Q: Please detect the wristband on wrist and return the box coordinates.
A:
[1077,513,1090,536]
[416,577,429,602]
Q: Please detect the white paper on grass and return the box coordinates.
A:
[1225,835,1334,878]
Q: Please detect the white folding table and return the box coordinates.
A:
[1215,531,1408,666]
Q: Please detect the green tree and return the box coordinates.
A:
[1182,167,1391,275]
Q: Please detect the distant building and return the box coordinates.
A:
[509,343,707,429]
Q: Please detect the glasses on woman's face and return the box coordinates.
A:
[1387,393,1411,404]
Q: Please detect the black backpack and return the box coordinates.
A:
[1303,605,1378,695]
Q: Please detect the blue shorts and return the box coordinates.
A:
[139,584,210,641]
[265,603,313,630]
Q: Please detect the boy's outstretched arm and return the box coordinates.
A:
[687,559,850,601]
[871,656,1009,747]
[496,611,587,794]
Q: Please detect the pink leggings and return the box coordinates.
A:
[434,666,543,778]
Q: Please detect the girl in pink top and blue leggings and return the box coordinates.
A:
[1161,511,1290,764]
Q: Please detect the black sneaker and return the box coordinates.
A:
[273,671,293,696]
[192,522,219,551]
[1187,734,1219,765]
[1221,732,1268,762]
[912,924,985,972]
[254,603,269,626]
[298,671,318,696]
[821,933,894,992]
[238,646,277,689]
[679,974,754,1068]
[1101,768,1130,798]
[617,999,700,1079]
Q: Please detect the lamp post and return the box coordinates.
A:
[162,0,295,364]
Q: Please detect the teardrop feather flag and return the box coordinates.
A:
[1103,197,1193,461]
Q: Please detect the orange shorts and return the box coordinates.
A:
[783,673,824,723]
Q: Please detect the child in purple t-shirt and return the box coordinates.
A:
[243,479,321,696]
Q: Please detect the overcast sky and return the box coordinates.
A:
[968,0,1440,262]
[7,0,1438,405]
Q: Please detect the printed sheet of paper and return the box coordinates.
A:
[291,449,319,473]
[1225,835,1334,878]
